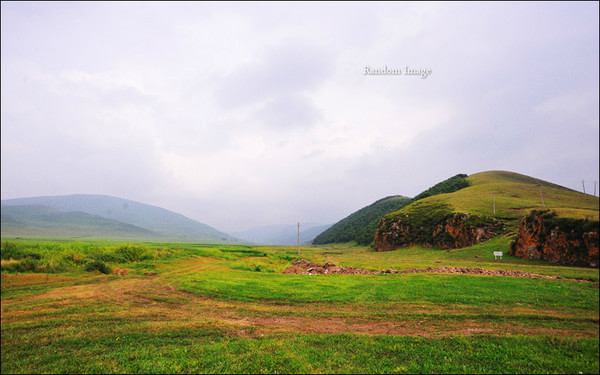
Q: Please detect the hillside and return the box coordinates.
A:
[1,205,156,239]
[312,195,412,245]
[374,171,599,265]
[418,171,598,222]
[313,174,474,246]
[1,195,240,243]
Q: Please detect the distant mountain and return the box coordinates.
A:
[1,205,155,238]
[1,194,240,243]
[312,195,412,245]
[232,223,332,245]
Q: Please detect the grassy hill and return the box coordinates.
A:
[313,174,477,246]
[415,170,599,225]
[312,195,412,245]
[1,195,240,243]
[318,171,598,247]
[375,170,598,250]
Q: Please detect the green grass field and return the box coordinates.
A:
[2,237,599,374]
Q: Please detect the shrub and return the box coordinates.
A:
[62,252,86,265]
[37,259,67,273]
[412,174,470,201]
[1,257,40,273]
[84,260,112,274]
[114,244,150,262]
[19,257,40,271]
[1,241,41,261]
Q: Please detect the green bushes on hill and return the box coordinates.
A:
[412,174,470,201]
[312,196,411,245]
[314,174,472,246]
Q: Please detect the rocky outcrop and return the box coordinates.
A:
[374,212,501,252]
[510,210,599,267]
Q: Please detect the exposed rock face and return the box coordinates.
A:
[510,210,599,267]
[374,212,501,252]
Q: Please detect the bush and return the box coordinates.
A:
[20,257,41,271]
[37,259,67,273]
[0,257,40,273]
[62,252,86,265]
[114,244,151,262]
[84,260,112,274]
[412,174,470,201]
[1,241,41,260]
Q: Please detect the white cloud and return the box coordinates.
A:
[2,2,598,232]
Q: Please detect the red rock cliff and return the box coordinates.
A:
[374,212,500,252]
[510,210,599,267]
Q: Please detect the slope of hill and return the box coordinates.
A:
[312,174,475,246]
[1,205,156,238]
[232,223,333,245]
[374,171,599,264]
[412,173,470,201]
[312,195,412,245]
[1,195,239,243]
[423,170,597,221]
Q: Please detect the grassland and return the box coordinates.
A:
[442,171,599,222]
[1,237,599,374]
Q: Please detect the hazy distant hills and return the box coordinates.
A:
[1,205,155,238]
[232,223,333,245]
[1,194,240,243]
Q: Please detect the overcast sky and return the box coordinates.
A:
[2,2,598,232]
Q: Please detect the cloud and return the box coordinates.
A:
[214,39,335,109]
[2,2,598,232]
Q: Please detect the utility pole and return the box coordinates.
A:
[582,180,586,194]
[594,181,597,197]
[538,185,545,208]
[297,222,300,256]
[492,191,496,216]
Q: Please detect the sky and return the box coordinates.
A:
[1,2,599,233]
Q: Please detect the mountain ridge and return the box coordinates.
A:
[1,194,240,243]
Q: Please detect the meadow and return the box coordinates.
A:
[1,237,599,374]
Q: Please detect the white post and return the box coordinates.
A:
[297,222,300,256]
[492,191,496,216]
